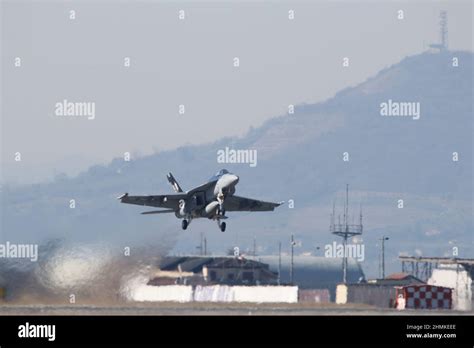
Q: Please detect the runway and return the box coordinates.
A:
[0,303,468,316]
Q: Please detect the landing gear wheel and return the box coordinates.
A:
[182,220,188,230]
[220,222,226,232]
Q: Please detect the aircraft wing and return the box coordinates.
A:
[118,193,188,210]
[223,195,283,212]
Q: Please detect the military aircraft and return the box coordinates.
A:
[118,169,282,232]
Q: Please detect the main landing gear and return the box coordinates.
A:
[182,219,188,230]
[217,191,226,217]
[219,221,226,232]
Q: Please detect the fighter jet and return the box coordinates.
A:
[118,169,282,232]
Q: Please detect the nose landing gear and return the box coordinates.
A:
[217,191,226,217]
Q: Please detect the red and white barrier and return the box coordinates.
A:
[396,285,452,310]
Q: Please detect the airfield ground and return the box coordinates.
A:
[0,302,469,315]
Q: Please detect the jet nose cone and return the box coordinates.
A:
[230,174,239,185]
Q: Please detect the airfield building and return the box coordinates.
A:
[148,255,364,303]
[258,255,365,300]
[400,256,474,311]
[150,256,277,286]
[336,273,425,308]
[428,263,473,311]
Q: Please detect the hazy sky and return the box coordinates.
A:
[1,0,472,184]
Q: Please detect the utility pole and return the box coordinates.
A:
[196,232,204,255]
[278,241,281,285]
[342,234,348,284]
[204,236,207,256]
[290,235,296,285]
[253,237,256,257]
[379,236,389,278]
[200,232,204,256]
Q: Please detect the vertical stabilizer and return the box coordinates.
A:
[167,173,184,193]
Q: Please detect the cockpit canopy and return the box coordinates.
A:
[208,169,230,182]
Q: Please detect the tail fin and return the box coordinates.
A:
[167,172,184,193]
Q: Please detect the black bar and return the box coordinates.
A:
[0,315,472,346]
